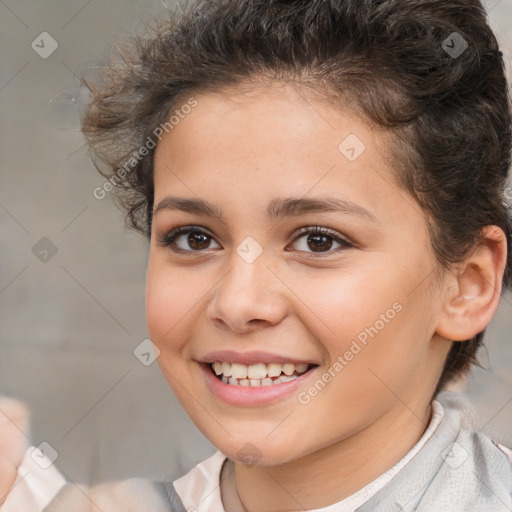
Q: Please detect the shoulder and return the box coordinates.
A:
[458,424,512,477]
[406,397,512,511]
[44,477,186,512]
[44,451,225,512]
[439,426,512,509]
[436,392,512,475]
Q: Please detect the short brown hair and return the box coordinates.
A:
[81,0,512,395]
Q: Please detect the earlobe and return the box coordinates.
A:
[435,225,507,342]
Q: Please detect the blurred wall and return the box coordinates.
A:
[1,0,511,486]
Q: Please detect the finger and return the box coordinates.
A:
[0,457,18,506]
[0,397,30,467]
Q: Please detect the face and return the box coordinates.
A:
[146,82,450,466]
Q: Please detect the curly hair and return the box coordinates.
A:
[81,0,512,395]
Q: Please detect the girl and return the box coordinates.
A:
[3,0,512,510]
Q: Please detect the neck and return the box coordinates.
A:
[231,399,433,512]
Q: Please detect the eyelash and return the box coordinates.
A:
[157,225,354,256]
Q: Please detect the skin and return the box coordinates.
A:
[0,396,29,505]
[146,81,507,511]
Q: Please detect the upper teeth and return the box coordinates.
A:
[211,362,309,379]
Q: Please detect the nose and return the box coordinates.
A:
[206,250,289,334]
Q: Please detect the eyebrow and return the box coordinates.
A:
[153,196,378,223]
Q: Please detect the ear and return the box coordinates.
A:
[435,225,508,342]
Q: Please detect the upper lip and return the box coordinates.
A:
[198,350,319,366]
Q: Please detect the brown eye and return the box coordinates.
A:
[289,227,353,255]
[185,232,211,250]
[158,226,221,252]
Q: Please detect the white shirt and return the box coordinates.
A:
[1,446,67,512]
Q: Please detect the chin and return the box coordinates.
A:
[202,431,307,467]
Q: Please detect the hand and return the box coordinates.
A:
[0,396,30,505]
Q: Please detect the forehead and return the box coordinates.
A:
[154,82,391,174]
[152,82,412,224]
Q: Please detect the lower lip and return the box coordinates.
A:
[199,363,317,407]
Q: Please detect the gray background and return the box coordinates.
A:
[1,0,511,487]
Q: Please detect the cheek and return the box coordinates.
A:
[297,266,400,350]
[145,261,186,350]
[298,263,430,388]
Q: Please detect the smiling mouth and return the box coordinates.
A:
[208,361,317,387]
